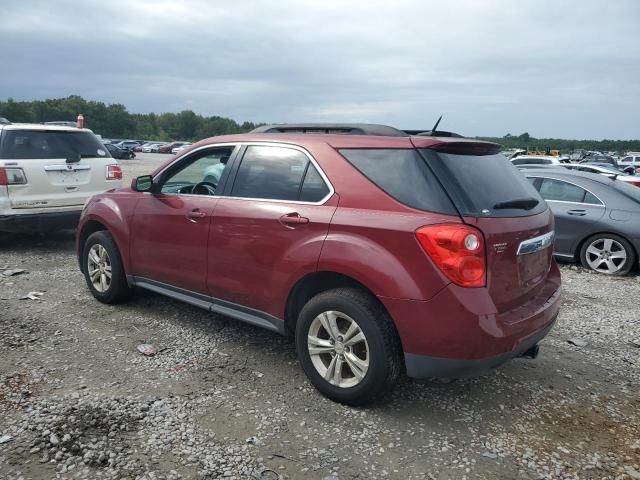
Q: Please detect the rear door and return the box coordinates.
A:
[207,144,337,317]
[0,129,118,209]
[417,145,554,312]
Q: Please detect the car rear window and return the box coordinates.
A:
[612,180,640,204]
[0,130,110,160]
[339,149,457,214]
[419,150,547,217]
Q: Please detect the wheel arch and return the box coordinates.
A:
[77,219,108,273]
[284,270,398,337]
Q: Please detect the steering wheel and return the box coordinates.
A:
[192,181,217,195]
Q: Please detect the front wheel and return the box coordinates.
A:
[579,233,636,275]
[83,231,132,303]
[295,288,402,405]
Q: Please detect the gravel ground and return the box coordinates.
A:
[0,153,639,479]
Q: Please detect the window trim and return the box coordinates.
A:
[224,142,334,205]
[150,141,334,204]
[526,175,605,207]
[153,143,241,198]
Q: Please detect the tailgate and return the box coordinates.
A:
[465,210,555,312]
[6,158,116,209]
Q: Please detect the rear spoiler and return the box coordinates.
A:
[412,138,501,156]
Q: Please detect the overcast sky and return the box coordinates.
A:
[1,0,638,139]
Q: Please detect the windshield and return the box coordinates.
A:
[0,130,110,159]
[419,150,547,217]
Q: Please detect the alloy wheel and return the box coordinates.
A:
[87,244,112,292]
[584,238,627,274]
[307,311,370,388]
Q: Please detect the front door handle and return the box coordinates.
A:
[280,212,309,227]
[567,209,587,216]
[186,209,206,221]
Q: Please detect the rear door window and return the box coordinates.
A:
[419,150,546,217]
[339,149,456,214]
[0,130,110,159]
[538,178,590,203]
[230,145,330,202]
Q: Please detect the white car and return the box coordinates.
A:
[0,122,123,233]
[563,163,640,188]
[171,143,192,154]
[142,143,165,153]
[619,153,640,168]
[510,155,571,166]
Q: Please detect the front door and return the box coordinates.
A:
[207,144,337,318]
[130,145,236,294]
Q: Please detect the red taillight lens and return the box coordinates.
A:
[106,165,122,180]
[0,167,27,185]
[626,181,640,188]
[416,224,486,288]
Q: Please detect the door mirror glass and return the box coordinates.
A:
[133,175,153,192]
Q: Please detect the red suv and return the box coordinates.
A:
[77,124,561,405]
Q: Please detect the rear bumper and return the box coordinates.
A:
[380,261,562,378]
[404,316,556,378]
[0,210,81,233]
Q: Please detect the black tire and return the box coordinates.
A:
[82,230,132,304]
[579,233,636,275]
[128,152,135,159]
[295,288,402,406]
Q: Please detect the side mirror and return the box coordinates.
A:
[132,175,153,192]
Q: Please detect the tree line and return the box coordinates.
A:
[1,96,639,152]
[0,96,260,141]
[477,132,640,154]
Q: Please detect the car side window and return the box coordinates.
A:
[231,146,328,202]
[538,178,588,203]
[160,147,234,195]
[299,164,330,202]
[526,177,542,190]
[583,191,602,205]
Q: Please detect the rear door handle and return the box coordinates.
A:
[280,213,309,227]
[186,209,206,221]
[567,209,587,216]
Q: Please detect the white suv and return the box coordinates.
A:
[0,122,122,233]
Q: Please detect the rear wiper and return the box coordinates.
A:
[493,197,539,210]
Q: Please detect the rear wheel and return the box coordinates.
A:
[295,288,402,405]
[83,231,132,303]
[579,233,635,275]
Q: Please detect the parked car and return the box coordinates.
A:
[158,142,189,154]
[77,123,561,405]
[510,155,569,166]
[619,153,640,172]
[0,122,122,233]
[115,140,142,151]
[579,155,618,167]
[141,143,163,153]
[524,168,640,275]
[563,163,640,188]
[104,143,136,160]
[171,143,192,154]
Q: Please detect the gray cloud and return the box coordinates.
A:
[1,0,639,138]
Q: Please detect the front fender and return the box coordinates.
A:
[77,193,139,275]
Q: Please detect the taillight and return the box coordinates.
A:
[0,167,27,185]
[626,180,640,188]
[416,224,486,288]
[106,165,122,180]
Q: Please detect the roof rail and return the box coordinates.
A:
[402,129,464,138]
[0,117,11,125]
[251,123,409,137]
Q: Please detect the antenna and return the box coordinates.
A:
[431,115,442,133]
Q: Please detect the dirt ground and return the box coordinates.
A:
[0,153,639,480]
